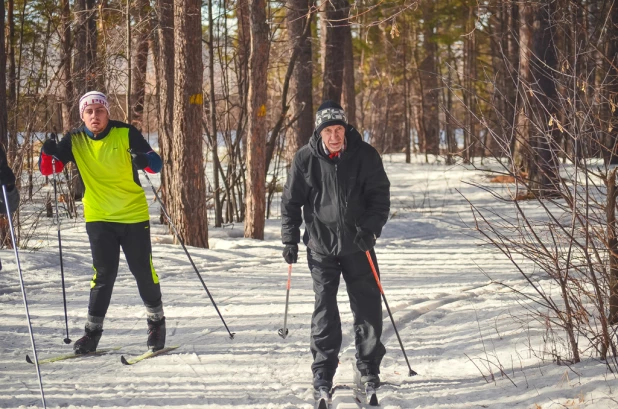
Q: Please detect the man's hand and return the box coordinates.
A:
[0,164,15,188]
[131,152,150,170]
[42,138,58,157]
[282,244,298,264]
[354,229,376,252]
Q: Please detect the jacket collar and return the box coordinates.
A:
[82,121,113,140]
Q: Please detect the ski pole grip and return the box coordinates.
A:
[49,133,58,166]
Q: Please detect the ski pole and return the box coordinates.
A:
[278,264,292,338]
[2,184,47,408]
[141,170,235,339]
[365,250,417,376]
[50,134,71,344]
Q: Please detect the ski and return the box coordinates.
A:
[350,364,380,406]
[331,384,363,408]
[315,386,331,409]
[364,382,379,406]
[26,346,122,365]
[120,345,179,365]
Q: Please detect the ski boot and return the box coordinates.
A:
[313,369,334,391]
[359,368,380,388]
[73,328,103,354]
[147,317,166,352]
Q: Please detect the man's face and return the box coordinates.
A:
[82,103,109,134]
[321,124,345,153]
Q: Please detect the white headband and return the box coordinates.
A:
[79,91,110,119]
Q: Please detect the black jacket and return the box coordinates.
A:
[281,125,390,256]
[0,186,19,214]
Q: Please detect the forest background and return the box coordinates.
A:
[3,0,618,378]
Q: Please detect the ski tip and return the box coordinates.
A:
[63,338,72,345]
[120,355,130,365]
[369,393,379,406]
[278,328,288,339]
[26,355,34,364]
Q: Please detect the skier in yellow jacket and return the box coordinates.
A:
[39,91,165,354]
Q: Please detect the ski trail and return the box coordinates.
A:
[3,157,617,408]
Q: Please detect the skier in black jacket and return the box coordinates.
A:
[281,101,391,393]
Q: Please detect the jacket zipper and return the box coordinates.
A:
[335,163,344,252]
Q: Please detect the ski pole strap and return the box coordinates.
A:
[365,250,384,294]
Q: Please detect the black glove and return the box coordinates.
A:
[354,229,376,252]
[42,138,58,157]
[282,244,298,264]
[131,152,150,170]
[0,164,15,188]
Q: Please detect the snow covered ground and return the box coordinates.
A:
[1,154,617,408]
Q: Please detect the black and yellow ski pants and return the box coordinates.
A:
[86,220,162,319]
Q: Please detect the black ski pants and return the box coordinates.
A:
[308,248,386,375]
[86,221,161,318]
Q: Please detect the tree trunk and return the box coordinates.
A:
[606,1,618,164]
[446,44,455,165]
[87,0,101,90]
[74,0,87,107]
[236,0,250,222]
[154,0,174,225]
[341,1,356,126]
[506,2,519,154]
[131,0,150,129]
[607,170,618,325]
[529,1,559,196]
[410,22,422,155]
[0,0,13,248]
[513,1,532,173]
[60,0,74,132]
[126,0,132,124]
[606,0,618,331]
[244,0,270,239]
[488,2,508,157]
[171,0,209,247]
[7,0,16,163]
[419,0,439,156]
[74,0,100,95]
[0,0,7,149]
[286,0,314,162]
[463,8,471,162]
[463,3,478,162]
[403,21,411,163]
[591,0,607,160]
[321,0,346,102]
[208,0,223,227]
[72,0,100,200]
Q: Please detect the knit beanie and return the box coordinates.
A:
[315,101,347,136]
[79,91,110,119]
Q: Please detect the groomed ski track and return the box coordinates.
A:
[1,155,616,408]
